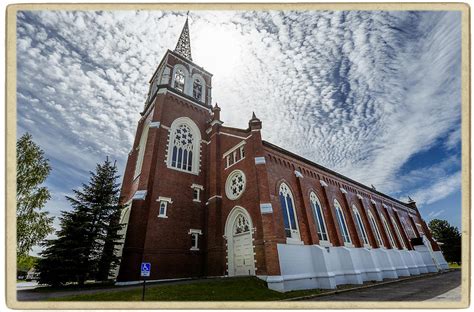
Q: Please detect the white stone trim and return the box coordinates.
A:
[191,183,204,190]
[286,238,304,245]
[209,119,223,127]
[255,156,266,165]
[260,203,273,214]
[320,180,328,187]
[340,188,348,194]
[382,203,389,208]
[149,121,161,128]
[223,140,246,158]
[318,240,333,247]
[219,132,252,140]
[371,199,377,205]
[132,190,147,200]
[294,170,303,178]
[157,196,173,204]
[206,195,222,204]
[357,194,363,200]
[188,229,202,235]
[162,88,212,113]
[161,124,170,130]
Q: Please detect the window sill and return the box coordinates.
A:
[193,199,201,203]
[166,164,199,176]
[225,157,245,170]
[318,240,332,247]
[190,247,200,251]
[286,238,304,245]
[158,215,168,219]
[363,244,372,249]
[343,242,354,248]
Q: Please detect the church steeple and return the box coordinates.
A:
[174,16,193,61]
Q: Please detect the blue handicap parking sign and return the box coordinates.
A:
[141,262,151,277]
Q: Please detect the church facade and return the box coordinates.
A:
[114,19,449,291]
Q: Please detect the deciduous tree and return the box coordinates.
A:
[428,219,461,264]
[16,132,54,257]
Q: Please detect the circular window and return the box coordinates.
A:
[225,170,246,200]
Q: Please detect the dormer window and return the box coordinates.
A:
[174,68,185,92]
[193,78,203,100]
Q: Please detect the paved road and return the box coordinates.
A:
[307,270,461,301]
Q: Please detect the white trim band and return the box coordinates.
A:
[132,190,147,200]
[294,170,303,178]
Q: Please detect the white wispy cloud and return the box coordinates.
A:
[16,10,462,243]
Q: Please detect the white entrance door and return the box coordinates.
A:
[232,214,255,276]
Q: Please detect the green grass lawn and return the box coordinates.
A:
[449,262,461,269]
[49,277,325,301]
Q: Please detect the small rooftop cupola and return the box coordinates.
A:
[174,16,193,61]
[249,112,262,130]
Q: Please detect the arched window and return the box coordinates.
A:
[381,215,396,248]
[309,192,329,242]
[279,183,300,240]
[134,121,150,179]
[174,68,185,92]
[193,78,203,100]
[391,216,406,249]
[352,205,369,246]
[334,200,351,244]
[166,118,201,175]
[368,210,384,247]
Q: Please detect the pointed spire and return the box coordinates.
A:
[251,112,258,120]
[174,15,193,61]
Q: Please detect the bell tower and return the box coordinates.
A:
[115,17,215,282]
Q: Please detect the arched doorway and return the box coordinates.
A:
[225,207,255,276]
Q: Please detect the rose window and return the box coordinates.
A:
[225,170,246,200]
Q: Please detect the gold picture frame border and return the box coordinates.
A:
[5,2,470,309]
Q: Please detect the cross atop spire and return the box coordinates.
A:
[174,15,192,61]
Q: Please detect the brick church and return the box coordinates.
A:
[114,18,449,291]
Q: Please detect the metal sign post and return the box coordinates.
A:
[140,262,151,301]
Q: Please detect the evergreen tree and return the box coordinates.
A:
[428,219,461,264]
[17,132,54,257]
[37,158,124,286]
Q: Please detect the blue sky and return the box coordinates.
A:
[16,10,462,254]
